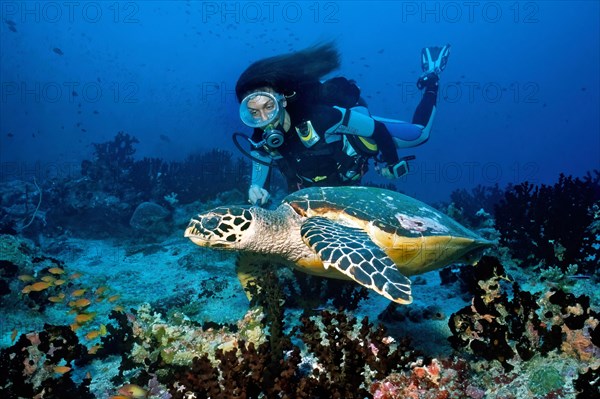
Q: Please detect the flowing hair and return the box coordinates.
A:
[235,42,340,102]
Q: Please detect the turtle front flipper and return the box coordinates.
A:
[236,253,285,303]
[301,217,412,304]
[235,254,261,301]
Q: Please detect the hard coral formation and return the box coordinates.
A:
[448,256,599,396]
[168,309,420,399]
[494,171,600,274]
[129,201,172,237]
[369,358,478,399]
[0,324,93,399]
[127,148,249,205]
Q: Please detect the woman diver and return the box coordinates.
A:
[234,42,450,205]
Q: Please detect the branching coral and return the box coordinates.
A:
[82,131,139,193]
[297,310,421,393]
[447,183,504,228]
[165,308,420,399]
[494,171,600,274]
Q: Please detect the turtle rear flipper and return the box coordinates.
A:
[301,217,412,304]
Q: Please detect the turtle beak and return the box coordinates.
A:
[184,223,207,246]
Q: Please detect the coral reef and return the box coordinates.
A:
[81,131,139,194]
[3,165,600,398]
[1,133,250,240]
[494,171,600,274]
[448,256,599,397]
[446,183,504,228]
[129,201,172,238]
[0,324,94,399]
[369,357,481,399]
[164,308,421,399]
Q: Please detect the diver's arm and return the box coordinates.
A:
[248,151,271,206]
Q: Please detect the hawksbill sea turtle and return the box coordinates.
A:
[184,186,493,304]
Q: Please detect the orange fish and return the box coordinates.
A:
[69,298,91,308]
[107,295,121,303]
[85,325,106,340]
[113,305,124,312]
[69,272,83,280]
[28,281,51,292]
[18,275,35,282]
[75,312,96,324]
[70,323,81,332]
[48,296,64,303]
[71,289,86,297]
[54,279,66,286]
[53,366,71,374]
[48,267,65,275]
[85,331,101,340]
[95,286,109,295]
[21,285,32,294]
[88,344,102,354]
[41,275,56,283]
[117,384,148,398]
[11,329,18,343]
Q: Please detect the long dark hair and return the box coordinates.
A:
[235,42,340,102]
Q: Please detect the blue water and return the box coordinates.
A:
[1,0,598,202]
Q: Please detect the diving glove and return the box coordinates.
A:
[379,156,416,179]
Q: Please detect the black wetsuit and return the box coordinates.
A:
[250,77,438,191]
[251,100,400,190]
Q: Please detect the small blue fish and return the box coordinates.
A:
[568,274,591,280]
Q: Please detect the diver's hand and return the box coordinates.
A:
[248,184,270,206]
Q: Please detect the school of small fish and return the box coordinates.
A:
[18,264,122,356]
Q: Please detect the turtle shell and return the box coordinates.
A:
[284,186,490,276]
[285,186,477,239]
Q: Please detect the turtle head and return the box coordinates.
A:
[184,206,254,249]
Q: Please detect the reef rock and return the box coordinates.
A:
[129,202,171,236]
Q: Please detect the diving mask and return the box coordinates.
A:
[239,91,285,128]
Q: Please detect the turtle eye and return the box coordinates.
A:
[203,216,220,230]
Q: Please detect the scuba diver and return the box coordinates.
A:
[234,42,450,205]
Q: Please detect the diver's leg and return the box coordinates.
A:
[410,72,440,141]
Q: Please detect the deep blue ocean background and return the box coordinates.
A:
[1,0,599,201]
